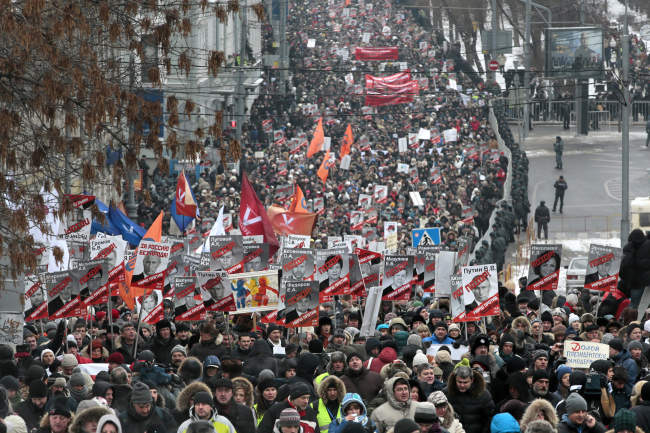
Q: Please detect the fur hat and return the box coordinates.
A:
[524,420,557,433]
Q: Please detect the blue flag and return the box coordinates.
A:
[108,205,146,247]
[91,199,121,236]
[170,178,200,232]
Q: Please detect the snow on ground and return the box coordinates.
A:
[608,0,649,29]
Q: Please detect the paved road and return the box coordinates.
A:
[523,125,649,237]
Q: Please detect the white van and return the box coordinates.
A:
[631,197,650,233]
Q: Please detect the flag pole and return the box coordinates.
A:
[132,296,146,359]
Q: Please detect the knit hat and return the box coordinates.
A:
[0,376,20,392]
[61,354,78,369]
[490,413,521,433]
[330,351,346,364]
[506,356,527,373]
[130,382,153,404]
[407,334,422,348]
[347,352,364,363]
[53,377,67,388]
[171,345,187,356]
[107,352,124,364]
[435,350,451,365]
[609,338,624,352]
[70,373,86,388]
[628,340,643,352]
[428,391,448,406]
[414,403,438,424]
[29,380,48,398]
[532,350,549,361]
[532,370,549,383]
[289,383,311,400]
[412,350,429,368]
[613,409,636,433]
[278,408,301,427]
[568,313,580,325]
[565,392,588,414]
[394,419,420,433]
[40,349,54,362]
[556,365,572,381]
[448,324,460,333]
[193,391,213,406]
[48,397,72,418]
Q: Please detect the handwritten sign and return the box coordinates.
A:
[564,341,609,368]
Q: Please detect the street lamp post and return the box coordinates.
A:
[621,0,630,243]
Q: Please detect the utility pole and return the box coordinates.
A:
[279,0,288,96]
[125,54,138,221]
[235,2,248,141]
[621,0,630,242]
[523,0,531,138]
[490,0,498,82]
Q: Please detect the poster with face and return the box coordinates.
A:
[410,247,427,288]
[281,248,315,282]
[243,243,269,272]
[131,241,171,291]
[526,244,562,291]
[384,222,398,252]
[282,280,320,327]
[185,233,203,256]
[350,211,364,231]
[358,194,373,210]
[373,185,388,204]
[382,255,414,301]
[461,264,499,320]
[197,271,235,312]
[91,236,127,289]
[58,194,94,243]
[74,260,110,307]
[434,251,456,297]
[355,248,382,289]
[422,247,439,293]
[25,274,48,322]
[313,197,325,214]
[46,271,79,319]
[163,239,186,289]
[174,276,205,321]
[138,290,164,325]
[584,244,622,291]
[344,235,364,251]
[210,235,244,273]
[231,270,280,314]
[316,248,350,302]
[449,275,466,322]
[283,235,311,249]
[184,254,202,276]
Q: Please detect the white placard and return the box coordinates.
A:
[417,128,431,140]
[564,341,609,368]
[307,39,316,48]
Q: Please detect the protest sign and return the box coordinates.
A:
[174,276,205,321]
[139,290,164,324]
[584,244,622,291]
[24,275,48,322]
[131,241,171,291]
[564,341,609,368]
[231,270,280,314]
[355,248,382,289]
[449,275,466,321]
[360,286,382,337]
[210,235,244,274]
[0,313,23,346]
[384,221,398,252]
[197,271,235,312]
[282,280,319,327]
[434,251,455,297]
[46,271,79,319]
[461,264,500,319]
[526,244,562,291]
[382,255,414,301]
[316,248,350,302]
[243,243,270,272]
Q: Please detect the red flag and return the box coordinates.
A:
[240,172,279,256]
[354,47,399,61]
[175,171,197,217]
[289,185,310,214]
[340,124,353,160]
[268,205,318,236]
[307,118,325,158]
[123,211,164,310]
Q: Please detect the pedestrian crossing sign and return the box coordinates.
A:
[411,228,441,247]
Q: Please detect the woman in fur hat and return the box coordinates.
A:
[520,399,559,433]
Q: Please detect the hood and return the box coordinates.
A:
[365,338,381,356]
[511,317,531,335]
[446,368,485,397]
[628,229,646,246]
[92,381,113,399]
[384,376,411,410]
[379,360,412,380]
[96,414,123,433]
[177,381,212,413]
[232,376,255,407]
[178,356,203,383]
[203,355,221,369]
[250,339,273,357]
[70,406,113,433]
[40,413,76,429]
[520,399,559,432]
[341,393,367,417]
[490,413,520,433]
[378,347,398,363]
[297,352,321,381]
[318,375,346,404]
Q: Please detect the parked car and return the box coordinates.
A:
[566,257,587,290]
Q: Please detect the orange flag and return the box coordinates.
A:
[317,150,334,184]
[122,211,164,309]
[307,117,325,158]
[340,123,353,160]
[268,205,318,236]
[289,185,310,214]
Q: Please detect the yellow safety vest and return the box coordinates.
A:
[314,399,341,433]
[254,403,264,426]
[314,372,330,388]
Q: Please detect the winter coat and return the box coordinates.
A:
[340,367,383,403]
[214,398,256,433]
[118,400,177,433]
[438,402,465,433]
[176,406,236,433]
[366,347,397,374]
[370,377,418,433]
[620,229,648,295]
[232,376,255,408]
[258,399,319,433]
[113,336,136,364]
[188,339,224,362]
[14,399,46,432]
[35,413,74,433]
[69,406,113,433]
[242,339,280,377]
[520,399,559,433]
[328,393,375,433]
[312,376,346,433]
[632,402,650,433]
[612,349,639,393]
[111,383,132,415]
[174,381,213,426]
[444,369,495,433]
[150,335,181,367]
[557,415,605,433]
[534,204,550,224]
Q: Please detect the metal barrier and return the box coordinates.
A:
[502,98,650,124]
[545,215,621,236]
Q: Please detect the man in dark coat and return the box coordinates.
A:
[444,365,495,433]
[189,323,224,362]
[258,383,319,433]
[557,393,606,433]
[118,382,177,433]
[631,382,650,433]
[242,338,279,377]
[212,377,256,433]
[553,176,568,213]
[534,201,551,240]
[15,380,48,432]
[340,353,383,402]
[150,319,180,367]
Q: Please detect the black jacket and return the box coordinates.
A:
[554,180,568,196]
[557,418,605,433]
[258,399,319,433]
[15,400,46,432]
[150,335,180,367]
[188,340,224,362]
[444,369,495,433]
[242,339,279,377]
[118,401,177,433]
[215,399,256,433]
[534,204,550,224]
[632,401,650,433]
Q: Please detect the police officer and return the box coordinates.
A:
[552,176,568,214]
